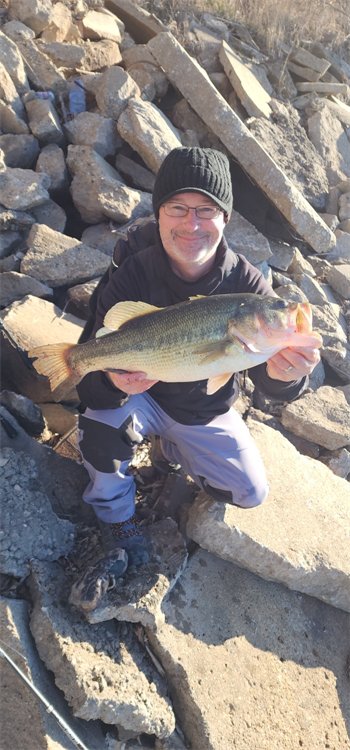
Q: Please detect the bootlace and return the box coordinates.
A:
[110,514,142,540]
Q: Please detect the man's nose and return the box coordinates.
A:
[182,208,201,230]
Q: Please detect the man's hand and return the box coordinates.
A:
[266,345,321,382]
[105,369,159,394]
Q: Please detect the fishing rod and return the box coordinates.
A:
[0,646,93,750]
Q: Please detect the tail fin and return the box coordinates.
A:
[28,343,79,401]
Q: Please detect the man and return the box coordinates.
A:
[77,147,320,573]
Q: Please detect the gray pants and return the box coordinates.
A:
[78,392,268,523]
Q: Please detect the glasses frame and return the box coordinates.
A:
[161,201,224,220]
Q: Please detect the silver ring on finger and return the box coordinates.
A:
[284,365,293,372]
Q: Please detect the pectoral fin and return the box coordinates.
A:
[207,372,233,395]
[192,339,232,365]
[104,301,163,330]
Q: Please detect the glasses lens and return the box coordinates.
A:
[163,203,221,218]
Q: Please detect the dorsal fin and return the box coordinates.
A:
[95,326,114,338]
[189,295,206,301]
[104,301,163,331]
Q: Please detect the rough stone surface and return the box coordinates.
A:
[122,44,168,99]
[67,278,101,315]
[148,33,335,254]
[219,41,271,118]
[268,240,296,271]
[0,60,25,120]
[12,37,68,94]
[249,105,329,210]
[327,263,350,298]
[0,270,53,307]
[66,144,153,224]
[64,111,122,157]
[273,283,309,303]
[82,519,188,629]
[37,40,85,68]
[0,230,23,257]
[25,98,65,147]
[0,99,29,135]
[296,81,348,95]
[81,9,122,43]
[318,448,350,479]
[267,60,297,99]
[281,385,350,450]
[22,223,110,287]
[0,29,29,95]
[3,19,36,42]
[29,560,176,737]
[224,209,272,264]
[293,273,329,304]
[0,133,39,168]
[30,199,67,233]
[95,66,140,119]
[8,0,53,35]
[117,97,182,174]
[0,389,45,434]
[308,107,350,186]
[312,302,350,382]
[81,39,122,71]
[0,597,105,750]
[331,230,350,261]
[0,447,75,577]
[115,153,156,192]
[290,47,331,74]
[36,144,69,193]
[81,222,119,256]
[339,192,350,222]
[0,295,84,402]
[39,402,78,436]
[147,549,350,750]
[40,1,72,42]
[0,165,50,210]
[187,419,350,611]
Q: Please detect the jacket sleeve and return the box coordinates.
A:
[233,254,308,402]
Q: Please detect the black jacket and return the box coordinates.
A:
[77,222,307,423]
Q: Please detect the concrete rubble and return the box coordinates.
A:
[1,0,350,747]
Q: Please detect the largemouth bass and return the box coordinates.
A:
[28,294,322,402]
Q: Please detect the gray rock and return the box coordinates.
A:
[81,9,122,43]
[36,40,85,68]
[0,446,75,577]
[0,165,50,211]
[0,29,29,95]
[22,223,110,287]
[117,97,182,174]
[0,271,53,307]
[122,44,168,99]
[339,191,350,222]
[82,519,188,629]
[290,47,331,75]
[187,419,350,612]
[249,105,329,211]
[0,230,23,258]
[312,303,350,382]
[115,154,156,192]
[308,107,350,186]
[0,61,25,119]
[0,598,106,750]
[30,199,67,233]
[11,37,68,94]
[25,98,65,147]
[35,144,69,193]
[219,41,271,118]
[67,278,101,316]
[327,264,350,298]
[0,133,39,168]
[81,222,119,256]
[0,207,34,232]
[2,19,36,42]
[148,548,350,750]
[268,240,296,271]
[147,32,335,254]
[267,60,297,99]
[274,284,309,303]
[287,247,316,276]
[8,0,53,35]
[64,111,122,157]
[318,448,350,479]
[0,390,45,434]
[0,100,29,136]
[29,560,175,736]
[40,1,72,43]
[95,66,140,119]
[331,230,350,261]
[293,273,330,304]
[80,39,122,71]
[224,209,272,264]
[281,385,350,450]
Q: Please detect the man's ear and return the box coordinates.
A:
[224,213,230,224]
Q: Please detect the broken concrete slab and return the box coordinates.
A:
[35,144,69,193]
[148,32,335,254]
[115,153,156,192]
[0,60,25,120]
[0,133,39,168]
[281,385,350,450]
[64,111,122,158]
[327,263,350,298]
[81,9,122,43]
[319,448,350,479]
[122,44,168,99]
[8,0,53,35]
[0,29,29,95]
[296,81,348,95]
[40,1,72,42]
[25,98,65,147]
[76,519,188,629]
[37,39,85,69]
[147,548,350,750]
[95,66,140,120]
[0,597,106,750]
[80,38,122,71]
[249,105,329,210]
[0,446,75,577]
[219,41,271,118]
[287,60,321,82]
[339,191,350,221]
[29,559,176,737]
[290,47,331,75]
[117,97,182,174]
[0,164,50,211]
[22,223,110,287]
[267,60,297,99]
[81,222,119,256]
[224,209,272,264]
[12,37,68,94]
[2,19,36,42]
[0,270,53,307]
[30,198,67,233]
[0,389,45,435]
[293,273,329,304]
[187,419,350,612]
[66,277,101,316]
[0,99,29,136]
[105,0,166,44]
[308,107,350,186]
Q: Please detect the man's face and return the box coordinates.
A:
[158,192,227,280]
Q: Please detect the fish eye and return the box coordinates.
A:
[272,298,287,309]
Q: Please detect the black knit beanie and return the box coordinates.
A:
[152,147,233,219]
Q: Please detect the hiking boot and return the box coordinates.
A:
[150,435,181,475]
[98,515,149,567]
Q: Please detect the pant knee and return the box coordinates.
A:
[78,415,142,474]
[199,475,269,508]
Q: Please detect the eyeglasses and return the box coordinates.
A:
[162,202,223,219]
